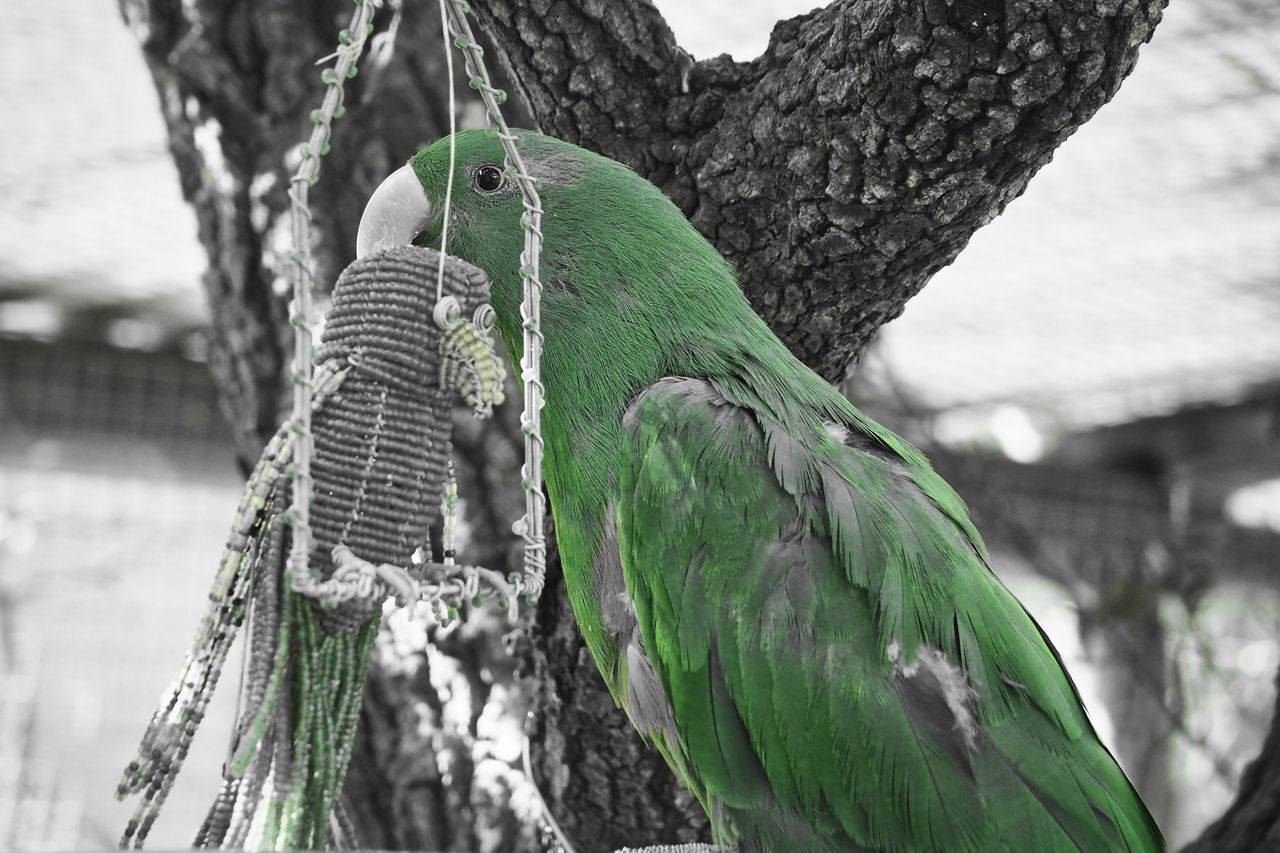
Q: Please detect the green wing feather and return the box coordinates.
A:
[614,376,1163,853]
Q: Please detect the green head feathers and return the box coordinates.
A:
[360,130,749,379]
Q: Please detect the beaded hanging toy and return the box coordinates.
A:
[115,1,547,848]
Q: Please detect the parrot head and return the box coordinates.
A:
[358,130,535,325]
[357,130,751,388]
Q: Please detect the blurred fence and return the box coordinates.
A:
[0,337,230,451]
[0,334,1276,849]
[0,335,243,849]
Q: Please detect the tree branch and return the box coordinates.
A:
[475,0,1166,379]
[1183,674,1280,853]
[120,0,476,462]
[121,0,1172,849]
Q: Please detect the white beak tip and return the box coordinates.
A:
[354,227,394,259]
[355,164,436,259]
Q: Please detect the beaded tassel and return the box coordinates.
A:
[117,247,508,849]
[442,460,458,567]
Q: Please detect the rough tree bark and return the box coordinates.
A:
[117,0,452,463]
[114,0,1245,851]
[1184,676,1280,852]
[469,0,1162,380]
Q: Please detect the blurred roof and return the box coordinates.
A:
[1,1,1277,430]
[0,0,205,341]
[866,0,1280,429]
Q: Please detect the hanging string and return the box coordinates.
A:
[435,0,459,303]
[285,0,379,593]
[442,0,547,605]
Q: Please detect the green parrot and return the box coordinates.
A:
[357,130,1164,852]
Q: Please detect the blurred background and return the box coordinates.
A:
[0,0,1277,849]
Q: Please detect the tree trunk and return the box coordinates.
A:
[117,0,459,463]
[118,0,1191,850]
[470,0,1164,381]
[1079,576,1177,830]
[1183,674,1280,852]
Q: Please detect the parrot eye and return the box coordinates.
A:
[473,164,506,194]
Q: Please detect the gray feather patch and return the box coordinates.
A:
[762,416,812,493]
[622,377,728,430]
[627,642,678,742]
[592,508,632,639]
[523,145,586,186]
[593,501,678,742]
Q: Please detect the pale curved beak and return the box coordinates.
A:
[356,164,436,258]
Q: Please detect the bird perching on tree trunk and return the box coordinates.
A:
[358,130,1166,852]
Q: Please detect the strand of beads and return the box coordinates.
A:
[442,0,547,607]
